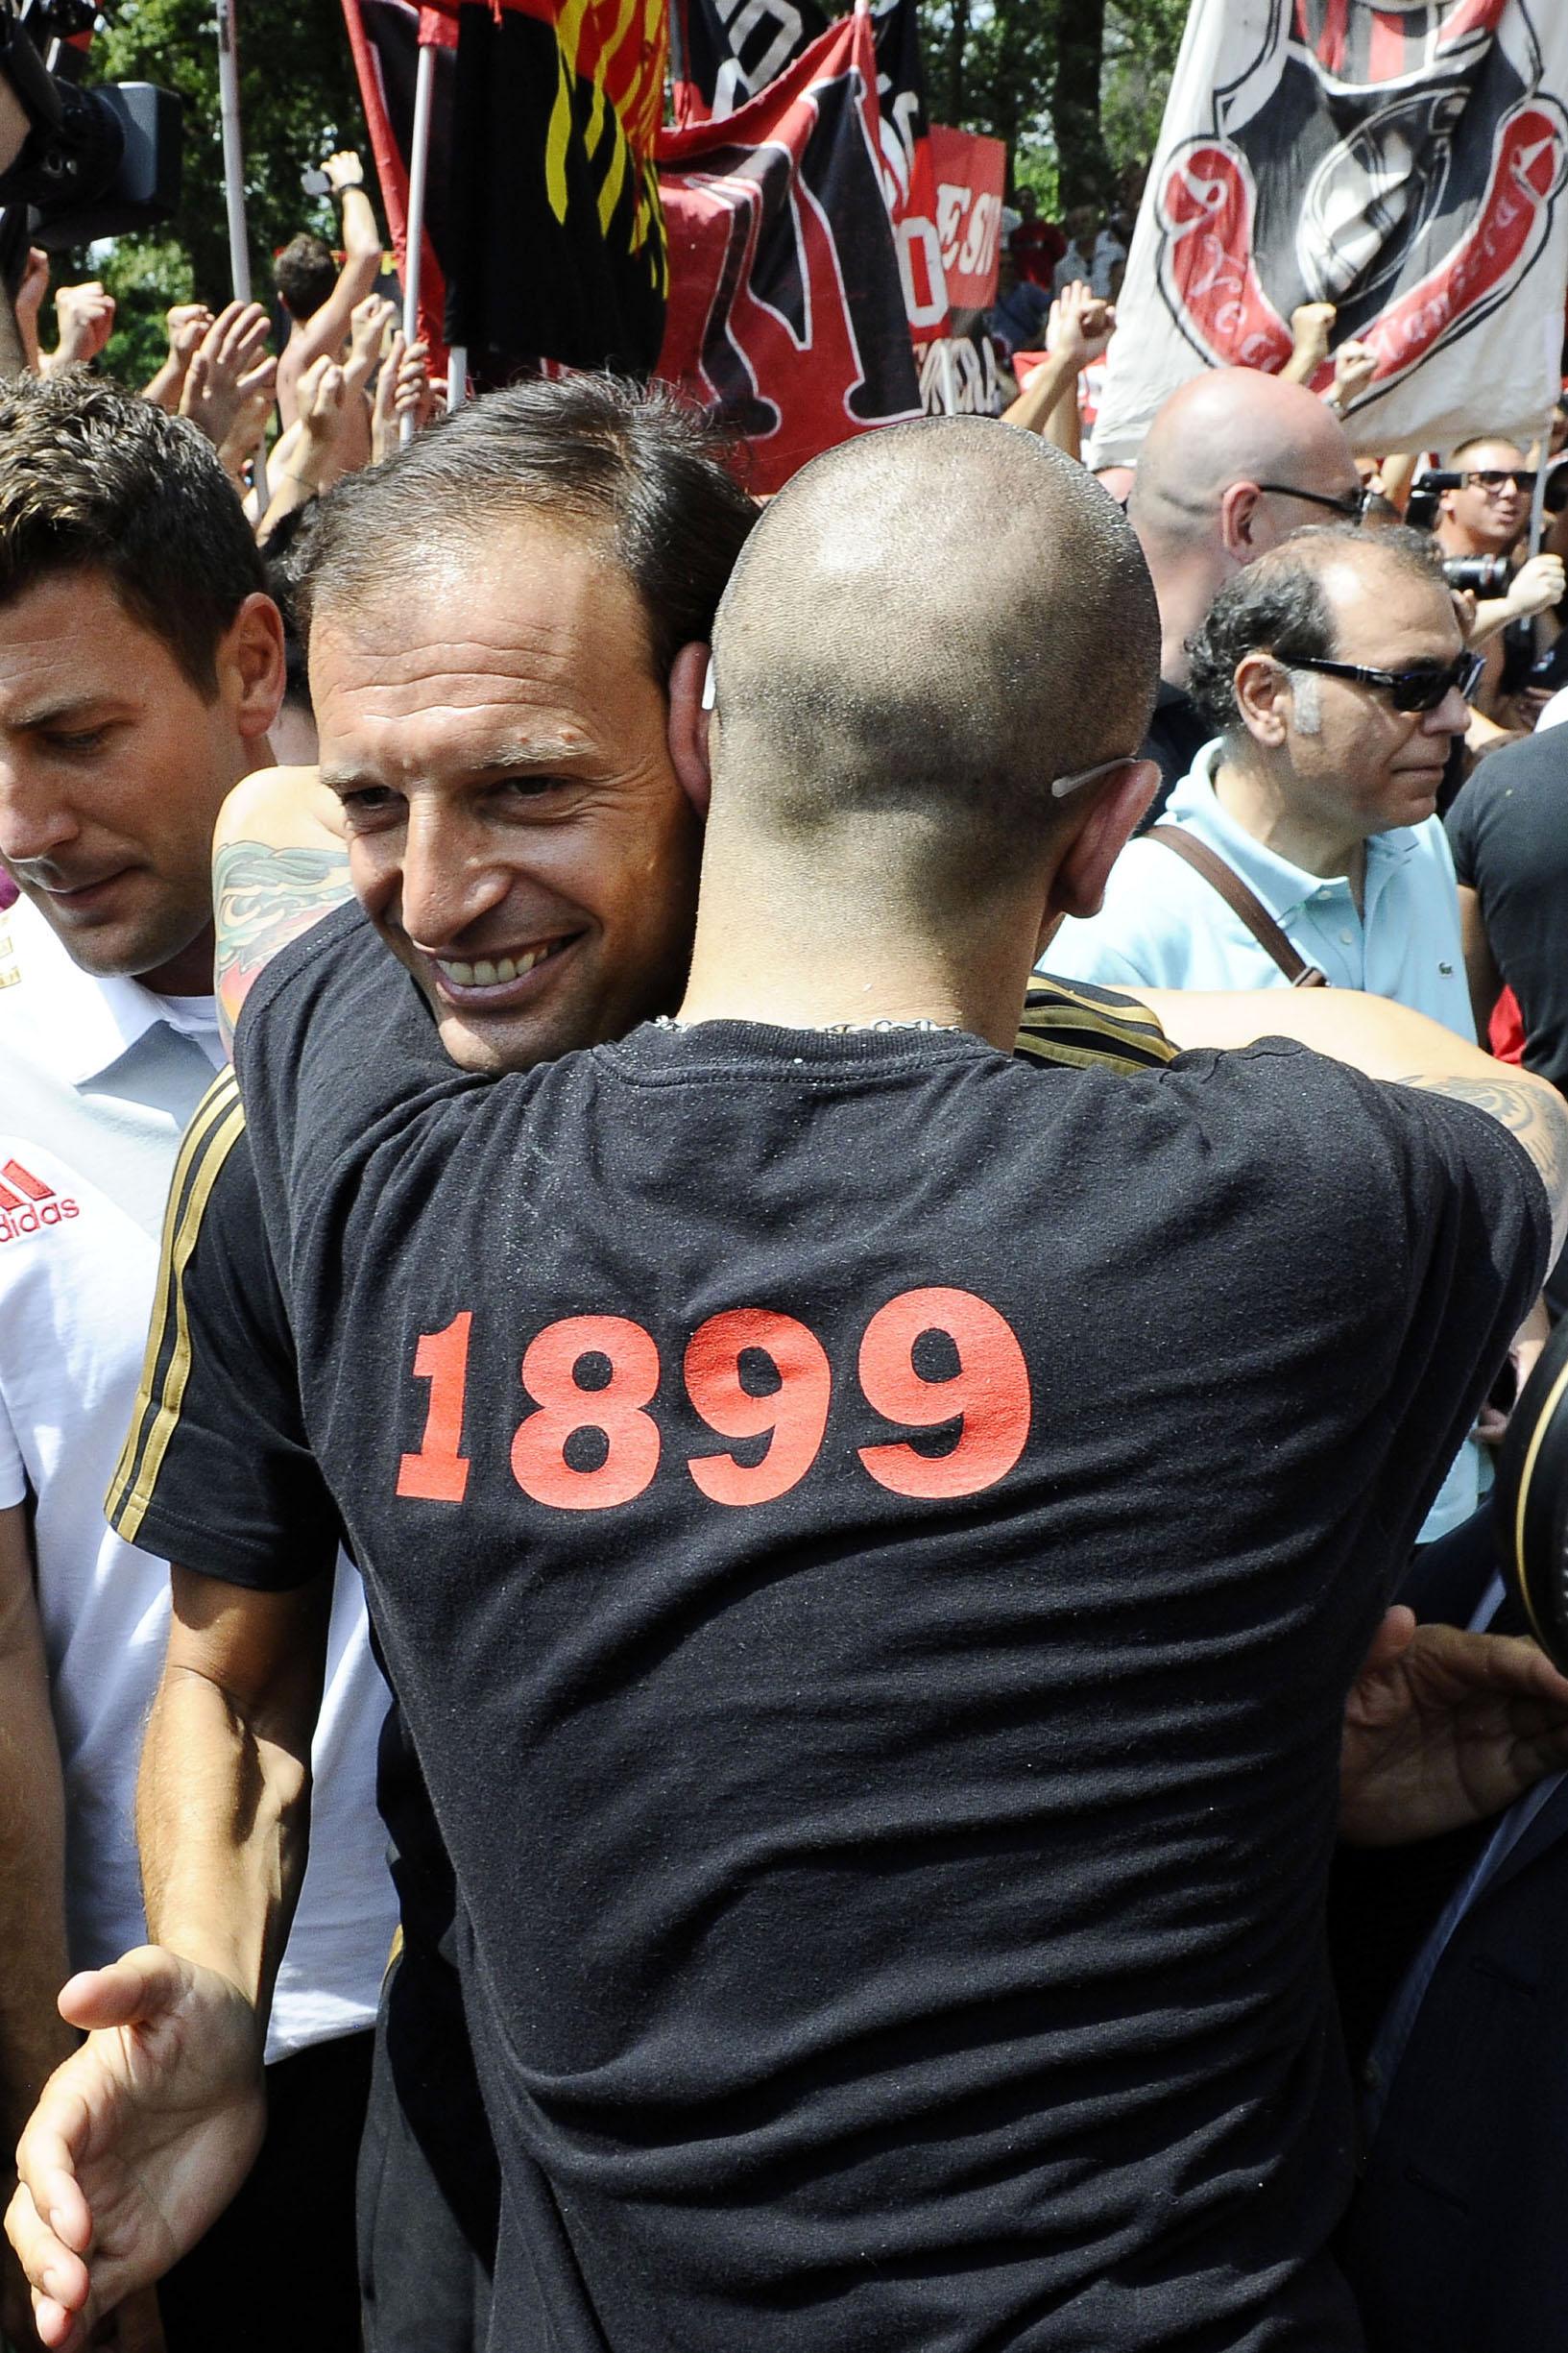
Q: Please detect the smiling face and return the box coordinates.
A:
[1439,440,1531,557]
[0,569,279,993]
[311,517,706,1076]
[1277,557,1469,837]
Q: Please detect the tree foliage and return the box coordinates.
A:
[71,0,369,387]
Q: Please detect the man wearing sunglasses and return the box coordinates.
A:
[1046,522,1496,1547]
[1435,439,1564,717]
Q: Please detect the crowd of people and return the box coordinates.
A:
[0,128,1565,2353]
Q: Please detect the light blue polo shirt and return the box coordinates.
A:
[1048,741,1475,1031]
[1045,741,1483,1542]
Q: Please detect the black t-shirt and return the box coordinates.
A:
[172,902,1544,2352]
[1447,728,1568,1091]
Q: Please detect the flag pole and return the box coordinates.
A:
[214,0,269,504]
[401,37,438,444]
[446,347,468,411]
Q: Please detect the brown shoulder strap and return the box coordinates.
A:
[1146,826,1329,988]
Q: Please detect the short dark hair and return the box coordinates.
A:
[299,375,758,681]
[1187,522,1446,735]
[0,372,266,694]
[275,232,338,323]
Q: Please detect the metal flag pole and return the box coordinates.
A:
[214,0,268,503]
[446,347,468,411]
[401,36,438,443]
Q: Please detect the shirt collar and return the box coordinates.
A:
[3,891,199,1085]
[1165,742,1420,918]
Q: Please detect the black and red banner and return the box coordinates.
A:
[339,0,455,357]
[656,11,922,493]
[341,0,667,382]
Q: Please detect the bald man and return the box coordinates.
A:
[1127,367,1368,813]
[15,421,1568,2353]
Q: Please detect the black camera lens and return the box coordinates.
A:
[1441,555,1511,596]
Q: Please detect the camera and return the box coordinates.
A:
[1441,555,1511,596]
[0,0,181,252]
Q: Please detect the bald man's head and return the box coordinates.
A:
[708,420,1159,895]
[1129,369,1361,558]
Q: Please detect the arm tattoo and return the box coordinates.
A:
[1400,1071,1568,1252]
[213,838,352,1059]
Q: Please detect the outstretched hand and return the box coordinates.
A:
[179,302,273,451]
[5,1948,264,2351]
[1340,1606,1568,1846]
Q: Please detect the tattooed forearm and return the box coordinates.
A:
[1399,1071,1568,1259]
[213,838,352,1059]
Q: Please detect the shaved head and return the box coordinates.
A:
[1130,368,1359,550]
[708,419,1159,892]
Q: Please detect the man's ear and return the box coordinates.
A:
[667,640,712,818]
[219,593,288,742]
[1044,758,1160,933]
[1219,479,1266,561]
[1234,652,1291,747]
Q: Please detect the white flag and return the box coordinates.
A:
[1091,0,1568,465]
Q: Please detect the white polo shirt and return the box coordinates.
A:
[0,893,396,2060]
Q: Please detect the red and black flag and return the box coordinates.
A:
[657,10,921,494]
[670,0,826,126]
[444,0,669,383]
[339,0,456,357]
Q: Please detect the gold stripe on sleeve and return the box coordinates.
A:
[106,1070,247,1541]
[1016,980,1176,1074]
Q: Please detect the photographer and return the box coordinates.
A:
[1435,440,1564,718]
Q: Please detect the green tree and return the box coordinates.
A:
[66,0,369,388]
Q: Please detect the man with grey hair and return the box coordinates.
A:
[1049,522,1494,1541]
[14,419,1568,2353]
[1125,367,1371,811]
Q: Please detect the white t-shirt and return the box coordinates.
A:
[0,895,396,2060]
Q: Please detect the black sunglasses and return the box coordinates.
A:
[1286,651,1485,714]
[1255,481,1375,522]
[1464,469,1536,494]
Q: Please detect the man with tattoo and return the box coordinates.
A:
[15,414,1568,2353]
[0,374,395,2351]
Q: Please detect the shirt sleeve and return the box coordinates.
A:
[104,1068,341,1589]
[0,1385,25,1510]
[1444,779,1481,889]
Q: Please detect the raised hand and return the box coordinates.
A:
[6,1948,264,2352]
[323,149,365,194]
[1330,336,1378,410]
[217,356,279,488]
[165,303,213,369]
[1289,300,1337,371]
[346,293,396,384]
[370,331,437,462]
[1339,1606,1568,1846]
[1047,279,1116,371]
[179,302,273,451]
[1507,551,1566,620]
[49,281,116,371]
[13,247,48,334]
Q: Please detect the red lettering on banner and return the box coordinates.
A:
[398,1312,473,1503]
[856,1287,1031,1499]
[511,1316,662,1510]
[1156,139,1293,374]
[687,1308,832,1505]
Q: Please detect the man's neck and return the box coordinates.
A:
[675,850,1045,1054]
[1211,752,1368,908]
[1144,549,1224,690]
[138,920,217,999]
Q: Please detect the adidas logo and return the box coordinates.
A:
[0,1157,79,1244]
